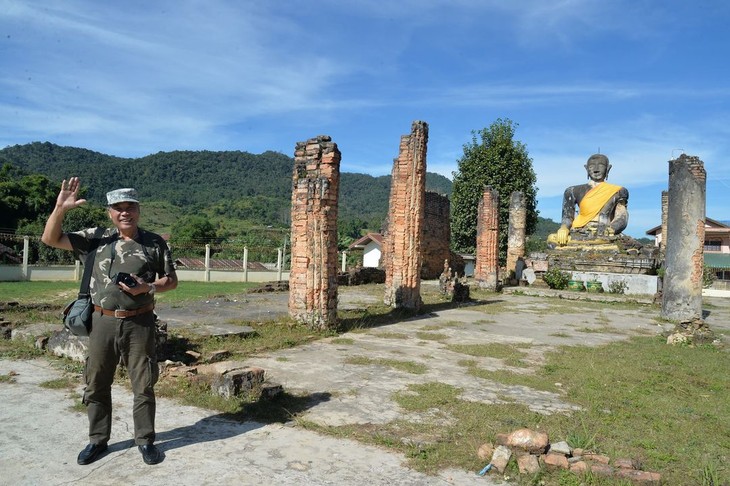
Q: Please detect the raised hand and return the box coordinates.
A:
[56,177,87,212]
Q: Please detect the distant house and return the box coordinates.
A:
[348,233,384,268]
[646,217,730,282]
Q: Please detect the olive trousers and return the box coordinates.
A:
[83,311,159,446]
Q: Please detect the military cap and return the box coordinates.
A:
[106,188,139,205]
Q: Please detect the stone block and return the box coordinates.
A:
[548,440,572,456]
[504,428,549,453]
[490,445,512,473]
[615,468,661,485]
[517,453,540,474]
[613,458,637,469]
[584,452,610,464]
[543,452,569,470]
[46,329,88,363]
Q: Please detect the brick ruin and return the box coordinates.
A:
[421,191,451,279]
[475,186,499,290]
[288,135,341,330]
[661,154,706,322]
[383,121,428,310]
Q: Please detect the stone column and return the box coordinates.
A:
[383,121,428,310]
[661,154,706,322]
[660,190,668,258]
[506,191,526,280]
[288,135,341,330]
[475,186,499,290]
[421,192,451,279]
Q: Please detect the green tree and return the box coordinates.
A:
[450,119,538,262]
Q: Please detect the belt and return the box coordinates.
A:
[94,303,155,318]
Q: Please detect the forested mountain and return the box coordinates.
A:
[0,142,452,233]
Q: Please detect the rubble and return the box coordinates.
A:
[478,428,661,484]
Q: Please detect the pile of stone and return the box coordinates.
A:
[477,428,661,484]
[161,357,282,400]
[438,260,469,302]
[666,319,718,347]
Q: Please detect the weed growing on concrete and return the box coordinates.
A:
[344,356,427,374]
[446,342,530,368]
[39,377,77,390]
[0,372,17,384]
[415,332,449,341]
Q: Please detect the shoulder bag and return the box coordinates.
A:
[62,235,101,336]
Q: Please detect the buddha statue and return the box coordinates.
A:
[548,154,629,247]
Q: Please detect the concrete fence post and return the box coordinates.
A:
[205,244,211,282]
[22,236,29,280]
[243,247,249,282]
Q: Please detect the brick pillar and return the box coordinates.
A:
[383,121,428,310]
[506,191,526,279]
[421,192,451,279]
[660,190,668,258]
[661,154,705,322]
[288,135,341,330]
[475,186,499,290]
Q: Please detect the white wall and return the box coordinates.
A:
[363,242,382,268]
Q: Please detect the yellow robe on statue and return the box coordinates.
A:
[571,182,622,229]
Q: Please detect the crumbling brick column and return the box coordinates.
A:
[383,121,428,310]
[421,191,451,279]
[475,186,499,290]
[661,154,706,322]
[288,135,341,330]
[506,191,526,279]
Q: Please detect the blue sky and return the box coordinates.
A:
[2,1,729,238]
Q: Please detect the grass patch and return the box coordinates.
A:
[0,338,47,359]
[371,332,409,339]
[0,372,18,384]
[39,377,77,390]
[330,337,355,345]
[549,332,571,338]
[415,331,449,341]
[446,342,530,367]
[344,356,427,374]
[576,325,625,334]
[312,336,730,485]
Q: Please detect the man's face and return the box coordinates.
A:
[585,159,609,182]
[108,202,140,231]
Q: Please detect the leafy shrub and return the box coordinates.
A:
[542,268,570,290]
[608,280,628,294]
[702,264,717,289]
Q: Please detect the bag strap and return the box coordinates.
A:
[77,228,104,298]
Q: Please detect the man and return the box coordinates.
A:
[548,154,629,246]
[42,177,177,466]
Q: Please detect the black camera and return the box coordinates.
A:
[112,272,138,287]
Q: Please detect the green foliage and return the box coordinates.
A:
[450,119,538,262]
[702,263,717,289]
[542,268,571,289]
[0,163,57,232]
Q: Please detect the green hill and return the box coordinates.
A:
[0,142,452,234]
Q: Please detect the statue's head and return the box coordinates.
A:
[584,154,611,182]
